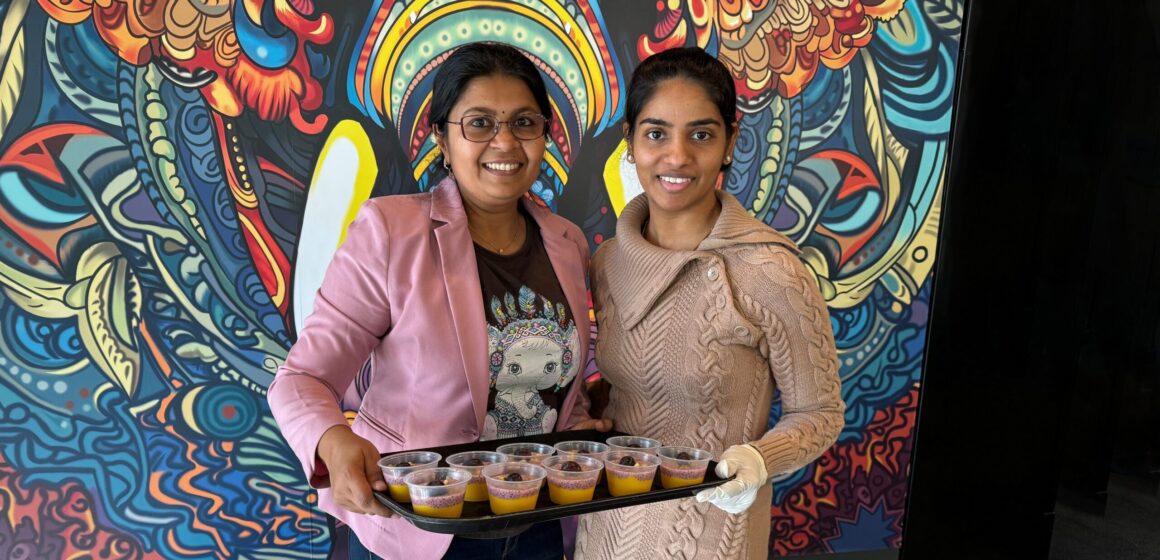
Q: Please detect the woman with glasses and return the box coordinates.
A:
[575,48,845,559]
[268,42,610,560]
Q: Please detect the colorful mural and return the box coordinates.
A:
[0,0,962,557]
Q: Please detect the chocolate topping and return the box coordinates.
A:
[425,479,445,486]
[560,461,582,472]
[512,449,532,456]
[394,461,414,467]
[618,456,636,466]
[676,452,692,460]
[462,458,485,467]
[503,473,523,482]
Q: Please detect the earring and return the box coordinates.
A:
[626,152,635,164]
[723,156,732,164]
[443,158,451,171]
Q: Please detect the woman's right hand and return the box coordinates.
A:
[317,426,395,517]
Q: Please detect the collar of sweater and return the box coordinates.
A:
[606,190,799,330]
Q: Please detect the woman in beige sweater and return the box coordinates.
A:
[576,48,846,559]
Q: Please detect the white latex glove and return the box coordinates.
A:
[694,444,768,514]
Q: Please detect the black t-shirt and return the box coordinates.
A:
[474,214,579,441]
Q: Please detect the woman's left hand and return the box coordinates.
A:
[569,418,614,431]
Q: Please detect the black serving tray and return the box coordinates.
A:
[373,430,731,537]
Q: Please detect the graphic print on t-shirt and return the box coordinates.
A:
[483,286,579,440]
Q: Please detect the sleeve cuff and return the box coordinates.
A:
[750,435,801,477]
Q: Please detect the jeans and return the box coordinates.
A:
[347,520,564,560]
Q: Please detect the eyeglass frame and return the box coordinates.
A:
[441,114,550,143]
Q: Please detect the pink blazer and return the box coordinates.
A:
[267,177,593,559]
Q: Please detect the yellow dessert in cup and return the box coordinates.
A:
[378,451,441,503]
[482,462,546,514]
[543,454,604,505]
[657,446,713,489]
[603,450,661,497]
[553,440,610,483]
[404,467,471,519]
[446,451,506,502]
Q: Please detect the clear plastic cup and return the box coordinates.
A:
[543,455,604,505]
[553,440,610,459]
[482,462,547,514]
[657,446,713,489]
[554,440,611,483]
[404,467,471,519]
[495,442,556,464]
[603,450,661,497]
[446,451,506,502]
[378,451,441,503]
[606,435,661,454]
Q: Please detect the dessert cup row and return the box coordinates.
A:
[377,436,715,518]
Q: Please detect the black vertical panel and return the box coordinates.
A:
[1096,1,1160,496]
[900,0,1126,557]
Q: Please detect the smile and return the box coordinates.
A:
[484,162,523,172]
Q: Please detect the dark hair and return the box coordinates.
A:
[428,42,552,135]
[624,47,737,136]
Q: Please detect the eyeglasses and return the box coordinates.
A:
[444,114,548,143]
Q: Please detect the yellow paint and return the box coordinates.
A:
[309,119,379,246]
[181,385,206,435]
[407,93,433,147]
[376,0,602,129]
[237,213,286,308]
[547,96,573,151]
[602,139,630,215]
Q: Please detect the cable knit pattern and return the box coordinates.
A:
[576,192,844,560]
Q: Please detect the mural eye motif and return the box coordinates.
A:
[508,363,522,376]
[544,362,557,374]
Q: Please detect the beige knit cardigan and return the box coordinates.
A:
[575,191,846,560]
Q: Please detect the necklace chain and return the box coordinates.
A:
[469,216,524,255]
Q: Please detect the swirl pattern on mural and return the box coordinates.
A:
[37,0,334,131]
[347,0,626,206]
[1,0,961,557]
